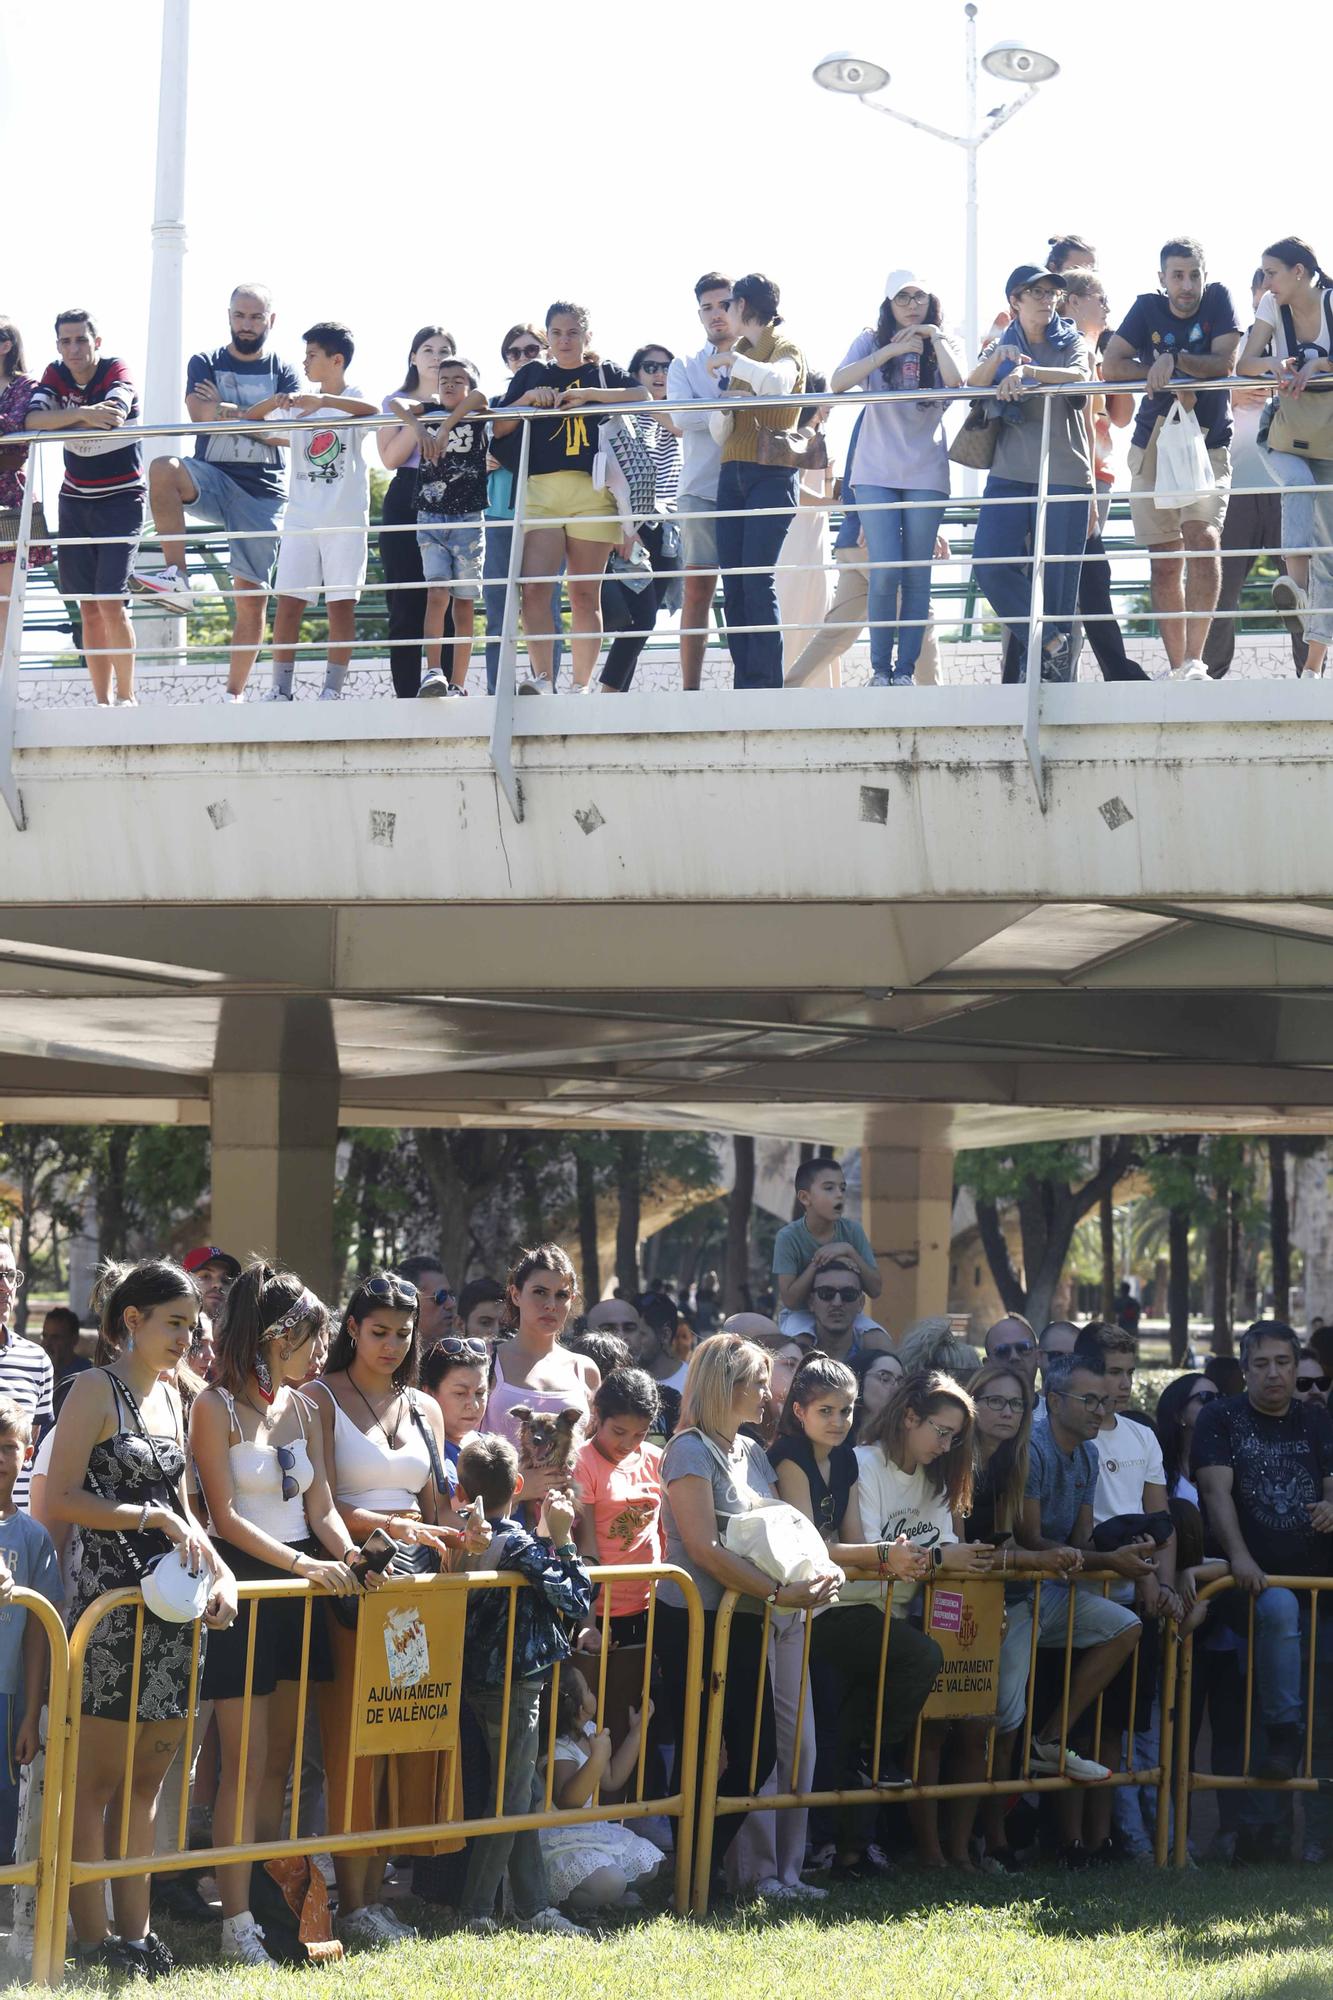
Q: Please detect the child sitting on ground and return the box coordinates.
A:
[540,1664,662,1914]
[456,1434,592,1936]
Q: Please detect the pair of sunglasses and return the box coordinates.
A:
[274,1442,300,1503]
[813,1285,861,1304]
[365,1274,418,1303]
[431,1335,488,1363]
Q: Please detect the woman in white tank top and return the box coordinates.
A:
[190,1264,360,1967]
[309,1268,478,1948]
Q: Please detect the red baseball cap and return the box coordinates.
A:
[183,1245,241,1279]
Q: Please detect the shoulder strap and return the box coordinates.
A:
[408,1393,451,1495]
[672,1425,737,1479]
[216,1386,240,1442]
[1281,302,1299,360]
[107,1371,188,1520]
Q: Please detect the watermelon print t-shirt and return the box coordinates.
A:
[284,386,370,528]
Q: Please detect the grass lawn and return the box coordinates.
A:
[18,1866,1333,2000]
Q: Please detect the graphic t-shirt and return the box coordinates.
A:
[284,387,370,526]
[1192,1394,1333,1577]
[1093,1413,1166,1523]
[30,359,143,503]
[1114,283,1240,450]
[499,360,637,476]
[415,408,489,517]
[574,1438,663,1617]
[854,1445,956,1610]
[186,347,300,497]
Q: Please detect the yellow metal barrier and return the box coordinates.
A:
[0,1589,71,1986]
[693,1568,1178,1914]
[46,1564,702,1982]
[1172,1573,1333,1868]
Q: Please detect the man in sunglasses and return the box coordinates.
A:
[398,1253,455,1347]
[667,272,736,690]
[1193,1320,1333,1853]
[801,1257,891,1365]
[984,1315,1039,1388]
[1296,1351,1331,1409]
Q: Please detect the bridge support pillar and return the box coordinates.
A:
[861,1110,955,1336]
[210,998,339,1302]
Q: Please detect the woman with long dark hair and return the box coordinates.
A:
[0,317,52,648]
[190,1262,360,1966]
[307,1269,472,1947]
[709,275,807,688]
[482,1244,599,1454]
[1153,1372,1220,1505]
[831,272,963,686]
[377,325,456,696]
[45,1260,237,1980]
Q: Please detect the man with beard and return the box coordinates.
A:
[135,284,299,698]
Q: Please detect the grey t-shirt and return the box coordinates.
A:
[986,332,1092,488]
[659,1429,777,1611]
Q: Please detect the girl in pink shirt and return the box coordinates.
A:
[574,1369,664,1646]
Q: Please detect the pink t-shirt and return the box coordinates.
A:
[575,1438,664,1618]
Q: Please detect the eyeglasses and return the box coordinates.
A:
[922,1415,963,1448]
[506,343,542,362]
[992,1340,1034,1361]
[364,1275,418,1303]
[432,1287,455,1305]
[895,290,929,306]
[274,1442,299,1504]
[431,1335,489,1363]
[977,1394,1025,1415]
[0,1270,23,1290]
[1025,284,1063,299]
[1300,1376,1331,1393]
[813,1285,861,1305]
[1052,1389,1111,1413]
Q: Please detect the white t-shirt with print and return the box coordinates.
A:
[1092,1414,1166,1523]
[854,1444,957,1611]
[285,387,370,526]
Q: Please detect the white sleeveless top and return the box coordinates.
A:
[216,1388,314,1544]
[312,1380,431,1514]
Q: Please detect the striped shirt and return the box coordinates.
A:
[635,414,681,512]
[0,1331,54,1512]
[30,358,144,503]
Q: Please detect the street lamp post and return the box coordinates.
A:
[813,5,1060,371]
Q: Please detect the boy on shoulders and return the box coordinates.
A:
[773,1158,882,1322]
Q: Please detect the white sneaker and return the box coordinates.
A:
[785,1878,829,1901]
[1183,658,1210,681]
[753,1876,827,1902]
[518,1907,586,1936]
[1272,574,1309,637]
[341,1902,416,1945]
[318,687,342,701]
[456,1914,499,1936]
[261,686,293,702]
[417,669,451,698]
[113,694,138,707]
[516,676,552,696]
[221,1915,273,1966]
[220,689,245,703]
[1031,1739,1111,1783]
[132,564,194,615]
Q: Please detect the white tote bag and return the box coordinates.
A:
[1154,401,1215,507]
[683,1428,844,1589]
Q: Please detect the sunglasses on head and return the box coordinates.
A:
[274,1442,300,1504]
[992,1340,1034,1360]
[432,1335,489,1363]
[813,1285,861,1305]
[364,1274,418,1304]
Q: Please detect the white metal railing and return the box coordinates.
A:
[3,376,1329,829]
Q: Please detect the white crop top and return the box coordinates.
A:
[312,1381,432,1514]
[217,1388,314,1545]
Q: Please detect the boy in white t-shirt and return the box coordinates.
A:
[254,322,376,700]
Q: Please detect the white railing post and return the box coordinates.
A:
[0,463,36,832]
[1021,392,1054,810]
[488,420,531,824]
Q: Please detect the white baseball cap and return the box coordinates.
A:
[883,269,929,300]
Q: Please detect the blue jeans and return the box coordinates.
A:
[855,484,946,675]
[715,460,798,689]
[1263,445,1333,644]
[482,519,563,693]
[1236,1588,1333,1838]
[971,477,1090,677]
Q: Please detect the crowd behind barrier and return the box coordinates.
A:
[0,1165,1327,1977]
[2,231,1333,712]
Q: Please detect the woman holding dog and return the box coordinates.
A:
[482,1245,600,1467]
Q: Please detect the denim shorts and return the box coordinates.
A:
[417,512,483,596]
[181,453,284,585]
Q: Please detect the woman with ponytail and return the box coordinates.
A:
[45,1259,237,1981]
[1239,235,1333,677]
[190,1262,362,1966]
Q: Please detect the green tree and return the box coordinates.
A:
[0,1127,97,1331]
[962,1138,1140,1333]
